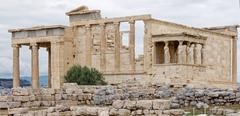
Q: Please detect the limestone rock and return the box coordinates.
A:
[99,110,109,116]
[8,108,29,114]
[112,100,124,109]
[123,100,136,110]
[12,88,29,96]
[163,109,184,116]
[152,99,170,110]
[136,100,153,109]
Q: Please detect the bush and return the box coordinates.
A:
[64,65,107,85]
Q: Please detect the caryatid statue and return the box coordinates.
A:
[194,43,202,64]
[187,43,194,64]
[164,41,170,63]
[177,41,186,64]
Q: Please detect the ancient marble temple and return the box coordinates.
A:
[9,6,238,89]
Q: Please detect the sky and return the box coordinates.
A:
[0,0,240,80]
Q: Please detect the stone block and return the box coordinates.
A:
[66,88,82,94]
[123,100,136,110]
[41,101,53,107]
[59,111,72,116]
[112,100,124,109]
[152,99,170,110]
[41,95,54,101]
[55,94,62,101]
[21,101,32,107]
[12,88,30,96]
[32,101,41,107]
[143,109,150,115]
[13,96,30,102]
[29,95,36,101]
[136,100,153,109]
[41,88,55,95]
[8,108,29,114]
[109,108,118,115]
[85,107,98,115]
[30,89,41,95]
[56,100,78,106]
[117,109,131,116]
[0,102,21,108]
[163,109,184,115]
[0,96,13,102]
[63,83,78,89]
[99,110,109,116]
[0,102,8,108]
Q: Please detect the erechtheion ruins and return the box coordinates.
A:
[8,6,238,89]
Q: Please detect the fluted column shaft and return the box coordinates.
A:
[201,44,206,65]
[31,43,39,89]
[100,23,106,72]
[85,25,92,67]
[12,44,20,88]
[47,47,51,88]
[129,21,135,73]
[114,22,120,72]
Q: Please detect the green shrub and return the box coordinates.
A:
[64,65,107,85]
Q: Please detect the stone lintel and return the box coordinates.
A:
[152,33,207,44]
[12,36,64,45]
[70,14,152,26]
[8,25,67,33]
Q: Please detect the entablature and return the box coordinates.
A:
[9,25,66,39]
[152,32,207,44]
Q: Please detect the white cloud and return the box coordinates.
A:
[0,0,239,80]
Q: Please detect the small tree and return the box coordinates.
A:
[64,65,107,85]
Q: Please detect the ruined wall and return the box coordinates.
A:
[69,23,138,74]
[144,19,236,88]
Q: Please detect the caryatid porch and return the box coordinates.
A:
[152,33,207,65]
[9,25,66,89]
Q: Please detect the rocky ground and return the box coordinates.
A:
[1,83,240,115]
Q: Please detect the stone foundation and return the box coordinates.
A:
[1,83,240,115]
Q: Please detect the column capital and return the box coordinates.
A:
[99,23,105,26]
[12,44,21,48]
[164,41,169,45]
[178,40,183,45]
[129,20,135,24]
[30,43,38,47]
[46,47,51,52]
[85,24,91,29]
[113,22,120,25]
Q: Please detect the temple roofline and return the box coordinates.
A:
[149,19,238,38]
[8,25,67,33]
[203,25,240,31]
[152,32,207,40]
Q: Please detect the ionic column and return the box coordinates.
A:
[12,44,20,88]
[164,41,170,63]
[201,44,206,65]
[129,20,135,73]
[194,43,202,65]
[114,22,120,72]
[47,47,51,88]
[100,23,106,72]
[31,43,39,89]
[85,25,92,67]
[232,38,237,84]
